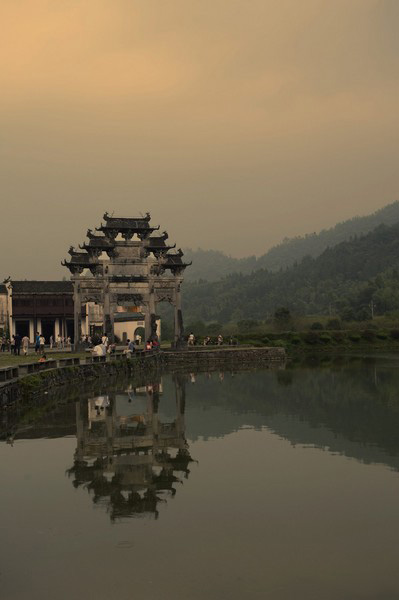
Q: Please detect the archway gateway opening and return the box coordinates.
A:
[134,326,145,346]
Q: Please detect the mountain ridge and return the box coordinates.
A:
[182,221,399,323]
[184,200,399,282]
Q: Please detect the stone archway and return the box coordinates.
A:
[62,213,191,349]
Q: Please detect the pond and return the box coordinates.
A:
[1,357,399,599]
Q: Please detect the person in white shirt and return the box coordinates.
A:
[21,336,30,356]
[39,335,45,353]
[92,343,107,357]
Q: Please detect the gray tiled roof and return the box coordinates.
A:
[11,281,73,293]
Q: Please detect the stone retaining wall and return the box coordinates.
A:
[162,347,286,371]
[0,347,285,411]
[0,353,161,410]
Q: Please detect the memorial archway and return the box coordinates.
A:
[62,213,191,348]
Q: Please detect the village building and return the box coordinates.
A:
[1,280,74,341]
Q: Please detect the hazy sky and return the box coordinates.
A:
[1,0,398,279]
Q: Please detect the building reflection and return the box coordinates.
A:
[67,375,194,521]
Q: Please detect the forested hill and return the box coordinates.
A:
[183,248,258,282]
[258,200,399,271]
[183,222,399,323]
[184,201,399,281]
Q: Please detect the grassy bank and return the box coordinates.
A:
[0,352,86,368]
[232,328,399,354]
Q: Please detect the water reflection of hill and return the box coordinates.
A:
[178,362,399,471]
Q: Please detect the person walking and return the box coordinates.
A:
[188,332,195,346]
[56,334,61,349]
[49,335,54,349]
[39,334,45,354]
[35,332,41,354]
[14,333,21,356]
[22,335,30,356]
[10,335,15,354]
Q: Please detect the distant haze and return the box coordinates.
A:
[1,0,399,279]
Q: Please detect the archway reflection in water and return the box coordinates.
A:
[67,376,194,520]
[2,359,399,599]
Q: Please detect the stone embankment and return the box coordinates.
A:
[0,346,286,410]
[0,351,160,409]
[163,346,286,370]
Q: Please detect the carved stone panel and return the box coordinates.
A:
[114,293,143,306]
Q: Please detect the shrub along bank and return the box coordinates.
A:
[195,329,399,353]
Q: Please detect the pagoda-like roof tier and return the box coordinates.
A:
[162,250,192,271]
[103,211,151,223]
[64,253,97,267]
[147,235,176,254]
[96,223,159,234]
[80,237,116,250]
[62,251,102,274]
[96,212,158,233]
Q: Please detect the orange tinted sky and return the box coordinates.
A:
[1,0,398,278]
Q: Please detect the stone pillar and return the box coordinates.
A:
[144,304,151,343]
[73,281,82,346]
[75,401,85,461]
[174,375,186,437]
[109,303,115,344]
[29,319,35,343]
[174,281,184,348]
[149,284,158,342]
[149,386,159,445]
[103,282,113,342]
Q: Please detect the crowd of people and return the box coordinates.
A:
[187,333,237,346]
[0,329,237,358]
[0,332,73,356]
[91,333,160,357]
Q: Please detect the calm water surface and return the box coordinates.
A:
[1,358,399,599]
